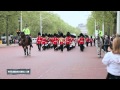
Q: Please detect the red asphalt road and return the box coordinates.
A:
[0,44,107,79]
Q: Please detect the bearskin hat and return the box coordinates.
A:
[60,33,63,37]
[66,32,70,37]
[42,34,45,37]
[79,33,84,37]
[54,33,57,37]
[38,32,41,36]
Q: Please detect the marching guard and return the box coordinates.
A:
[65,32,72,51]
[36,32,43,51]
[59,33,65,52]
[53,33,59,51]
[78,33,85,52]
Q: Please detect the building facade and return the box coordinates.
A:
[78,23,88,34]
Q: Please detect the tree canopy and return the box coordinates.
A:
[0,11,81,38]
[86,11,117,36]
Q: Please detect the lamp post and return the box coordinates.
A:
[18,17,21,32]
[40,12,42,36]
[95,19,96,37]
[97,25,100,36]
[20,11,22,32]
[6,15,9,46]
[117,11,120,35]
[17,18,21,37]
[40,11,52,36]
[102,12,104,36]
[95,20,99,37]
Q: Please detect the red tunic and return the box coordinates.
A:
[66,36,71,45]
[78,37,84,44]
[53,37,58,45]
[51,38,54,44]
[89,38,93,43]
[86,37,89,42]
[36,36,42,44]
[42,38,47,45]
[59,38,64,45]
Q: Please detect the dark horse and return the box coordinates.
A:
[20,32,32,56]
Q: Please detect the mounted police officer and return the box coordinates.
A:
[22,24,33,48]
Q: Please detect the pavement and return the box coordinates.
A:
[0,44,19,48]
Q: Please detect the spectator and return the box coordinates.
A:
[104,35,110,53]
[93,37,96,46]
[102,36,120,79]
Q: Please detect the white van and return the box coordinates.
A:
[32,38,37,44]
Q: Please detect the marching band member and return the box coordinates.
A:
[78,33,85,52]
[65,32,72,51]
[53,33,59,51]
[41,34,48,50]
[36,32,42,51]
[89,36,93,46]
[85,35,89,47]
[59,33,65,52]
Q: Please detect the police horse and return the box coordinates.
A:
[95,35,103,58]
[20,32,32,56]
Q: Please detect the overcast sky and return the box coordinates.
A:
[52,11,92,27]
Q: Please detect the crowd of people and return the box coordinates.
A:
[35,32,96,52]
[36,32,77,52]
[101,34,120,79]
[93,33,120,79]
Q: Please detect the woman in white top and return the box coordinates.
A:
[102,35,120,79]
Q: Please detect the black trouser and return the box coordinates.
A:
[104,45,109,52]
[38,44,41,51]
[42,44,46,50]
[60,45,63,52]
[80,44,84,51]
[86,42,88,47]
[53,44,57,50]
[90,42,92,46]
[66,44,70,51]
[106,73,120,79]
[48,43,51,49]
[29,37,32,45]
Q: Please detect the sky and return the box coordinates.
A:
[52,11,92,27]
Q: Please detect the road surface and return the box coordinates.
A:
[0,44,107,79]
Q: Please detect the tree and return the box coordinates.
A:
[0,11,81,38]
[87,11,117,36]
